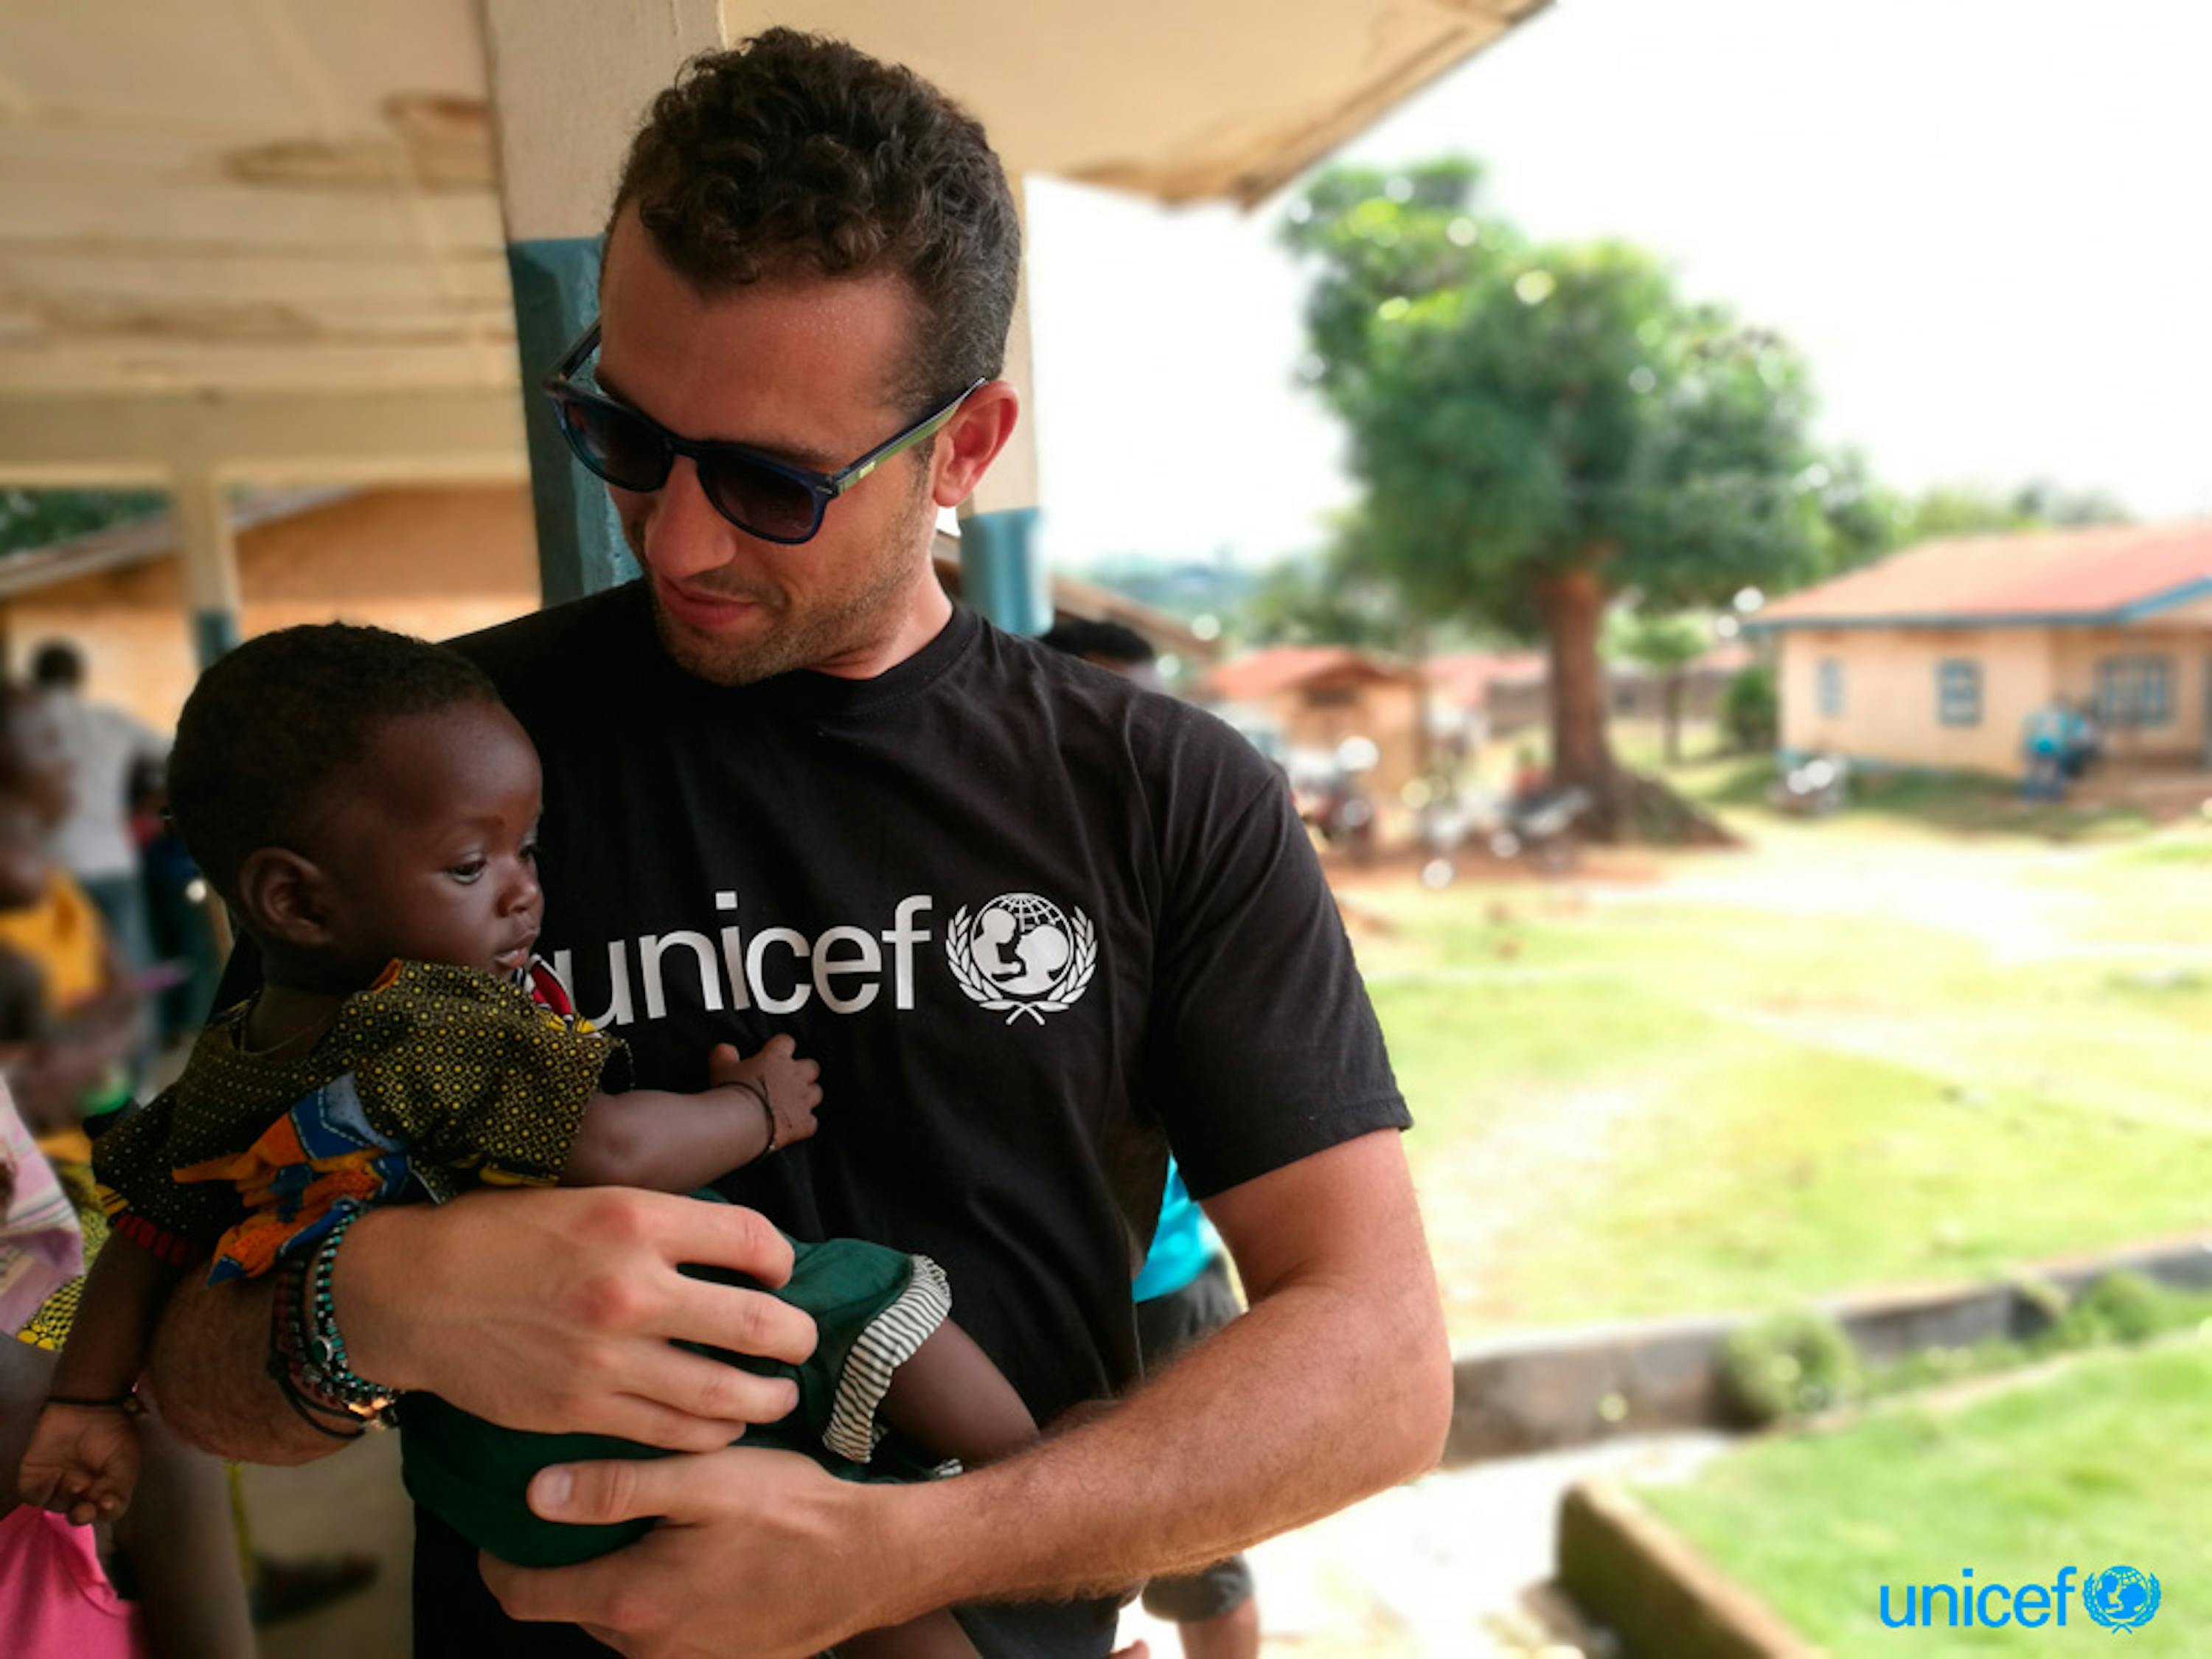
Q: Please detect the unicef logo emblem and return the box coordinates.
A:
[2084,1564,2160,1631]
[946,893,1097,1025]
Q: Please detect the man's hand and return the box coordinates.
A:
[481,1447,891,1658]
[335,1186,819,1450]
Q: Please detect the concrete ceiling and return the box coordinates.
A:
[0,0,1545,406]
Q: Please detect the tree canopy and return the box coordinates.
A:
[1281,160,1825,637]
[1280,160,1821,827]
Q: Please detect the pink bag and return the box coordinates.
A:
[0,1506,150,1658]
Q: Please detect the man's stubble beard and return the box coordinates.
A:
[634,465,939,687]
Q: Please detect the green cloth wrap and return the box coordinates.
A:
[399,1230,953,1567]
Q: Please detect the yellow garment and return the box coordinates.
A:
[0,869,108,1011]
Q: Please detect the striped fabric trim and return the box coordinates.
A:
[822,1253,953,1466]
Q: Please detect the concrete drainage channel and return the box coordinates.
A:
[1441,1231,2212,1658]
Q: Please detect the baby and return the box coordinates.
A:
[18,623,1032,1659]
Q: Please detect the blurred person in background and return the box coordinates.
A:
[0,686,254,1657]
[1039,618,1166,693]
[29,642,169,983]
[1042,619,1262,1659]
[0,687,142,1138]
[2021,700,2070,801]
[125,759,220,1046]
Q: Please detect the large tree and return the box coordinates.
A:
[1281,161,1821,835]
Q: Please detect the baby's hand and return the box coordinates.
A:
[711,1035,821,1152]
[18,1402,142,1526]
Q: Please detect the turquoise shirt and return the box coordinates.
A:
[1133,1161,1222,1303]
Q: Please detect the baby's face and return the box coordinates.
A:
[306,700,546,978]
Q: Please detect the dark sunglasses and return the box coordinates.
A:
[542,321,985,546]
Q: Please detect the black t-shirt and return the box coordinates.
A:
[415,582,1408,1658]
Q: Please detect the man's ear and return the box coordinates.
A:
[235,848,336,953]
[930,380,1021,511]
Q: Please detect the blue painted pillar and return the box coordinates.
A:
[956,175,1048,634]
[959,507,1051,636]
[191,611,240,667]
[481,0,719,605]
[173,466,243,667]
[509,236,638,604]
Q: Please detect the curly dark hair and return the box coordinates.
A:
[167,624,501,907]
[611,29,1020,411]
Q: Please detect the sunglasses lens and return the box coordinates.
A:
[554,396,669,493]
[700,457,822,543]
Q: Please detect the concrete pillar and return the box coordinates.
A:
[957,177,1052,635]
[172,466,241,667]
[479,0,725,604]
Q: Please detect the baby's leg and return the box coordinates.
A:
[838,1607,983,1659]
[111,1404,255,1659]
[877,1319,1037,1467]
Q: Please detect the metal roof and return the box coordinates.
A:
[1752,521,2212,632]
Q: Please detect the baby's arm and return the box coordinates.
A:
[562,1035,821,1192]
[18,1234,185,1523]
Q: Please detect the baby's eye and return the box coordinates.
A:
[519,839,540,864]
[446,858,487,885]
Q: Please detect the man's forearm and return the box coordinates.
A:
[874,1267,1451,1618]
[146,1270,347,1466]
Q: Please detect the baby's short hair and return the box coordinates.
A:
[167,623,501,904]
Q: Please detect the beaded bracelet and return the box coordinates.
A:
[268,1209,402,1429]
[268,1259,361,1437]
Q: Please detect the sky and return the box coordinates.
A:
[1018,0,2212,572]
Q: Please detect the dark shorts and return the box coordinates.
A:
[1133,1257,1256,1624]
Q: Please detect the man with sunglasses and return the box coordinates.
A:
[147,29,1450,1659]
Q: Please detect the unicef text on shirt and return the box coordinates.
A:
[549,894,939,1023]
[1877,1564,2160,1632]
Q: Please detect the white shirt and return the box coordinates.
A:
[42,692,168,880]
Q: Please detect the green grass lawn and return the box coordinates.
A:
[1640,1341,2212,1654]
[1360,825,2212,1336]
[1678,754,2156,842]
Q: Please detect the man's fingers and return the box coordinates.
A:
[526,1447,737,1528]
[481,1547,646,1632]
[568,1393,745,1455]
[645,1194,796,1290]
[624,1340,802,1428]
[662,1275,817,1368]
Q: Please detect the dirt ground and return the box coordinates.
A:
[245,1422,1711,1658]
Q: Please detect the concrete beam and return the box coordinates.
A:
[0,389,527,490]
[480,0,723,246]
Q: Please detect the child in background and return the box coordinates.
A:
[21,624,1034,1659]
[0,689,142,1168]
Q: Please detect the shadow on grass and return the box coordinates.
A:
[1683,758,2155,843]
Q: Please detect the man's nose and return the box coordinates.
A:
[636,458,740,582]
